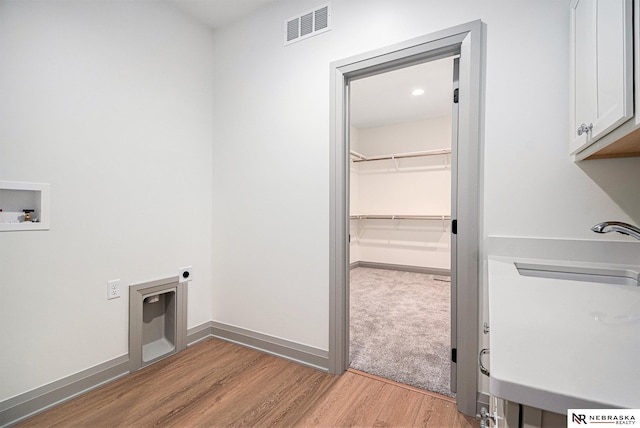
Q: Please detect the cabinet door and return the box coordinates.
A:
[593,0,634,139]
[571,0,597,153]
[570,0,633,154]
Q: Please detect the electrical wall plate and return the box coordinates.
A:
[178,266,192,283]
[107,279,121,300]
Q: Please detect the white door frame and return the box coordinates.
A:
[329,20,483,417]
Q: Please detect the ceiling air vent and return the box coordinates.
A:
[285,4,331,46]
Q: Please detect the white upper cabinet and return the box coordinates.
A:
[570,0,634,157]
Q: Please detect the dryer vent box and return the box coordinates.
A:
[285,4,331,46]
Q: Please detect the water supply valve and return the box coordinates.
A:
[476,407,497,428]
[22,209,35,222]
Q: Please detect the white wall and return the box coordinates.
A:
[0,0,215,401]
[356,119,451,215]
[357,117,452,156]
[4,0,640,406]
[211,0,640,353]
[351,119,451,269]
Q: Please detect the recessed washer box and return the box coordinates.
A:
[129,276,187,372]
[0,181,50,232]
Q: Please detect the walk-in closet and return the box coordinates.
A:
[348,57,455,398]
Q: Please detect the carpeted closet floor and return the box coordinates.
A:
[349,267,454,398]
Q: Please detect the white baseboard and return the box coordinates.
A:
[193,321,329,372]
[0,356,129,427]
[351,261,451,276]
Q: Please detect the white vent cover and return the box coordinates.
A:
[284,4,331,46]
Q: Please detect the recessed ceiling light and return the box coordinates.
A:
[411,88,425,96]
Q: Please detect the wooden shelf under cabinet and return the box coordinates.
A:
[583,126,640,160]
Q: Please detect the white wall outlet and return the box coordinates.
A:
[179,266,192,283]
[107,279,121,300]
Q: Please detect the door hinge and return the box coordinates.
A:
[452,219,457,235]
[451,348,457,363]
[453,88,459,103]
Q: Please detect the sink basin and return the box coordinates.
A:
[515,262,639,286]
[489,257,640,413]
[514,262,640,287]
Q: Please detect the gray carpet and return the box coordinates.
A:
[349,267,454,398]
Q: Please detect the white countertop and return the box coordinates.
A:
[488,256,640,414]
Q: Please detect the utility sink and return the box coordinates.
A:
[488,257,640,414]
[515,262,640,287]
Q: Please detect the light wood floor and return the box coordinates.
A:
[18,338,479,427]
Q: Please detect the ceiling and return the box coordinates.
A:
[167,0,279,29]
[349,57,455,129]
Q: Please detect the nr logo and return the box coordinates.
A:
[573,413,587,424]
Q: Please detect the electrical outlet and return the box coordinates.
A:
[179,266,192,283]
[107,279,121,300]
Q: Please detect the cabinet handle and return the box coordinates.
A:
[479,348,490,377]
[577,123,593,136]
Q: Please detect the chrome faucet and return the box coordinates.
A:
[591,221,640,241]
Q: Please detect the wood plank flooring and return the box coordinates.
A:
[18,338,479,428]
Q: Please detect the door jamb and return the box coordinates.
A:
[329,20,483,417]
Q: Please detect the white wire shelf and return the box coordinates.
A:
[350,215,451,220]
[349,149,451,163]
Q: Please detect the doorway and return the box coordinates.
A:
[348,57,456,398]
[329,21,482,417]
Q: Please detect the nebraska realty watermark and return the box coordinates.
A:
[569,409,640,426]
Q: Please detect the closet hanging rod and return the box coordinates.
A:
[349,149,451,162]
[349,150,368,161]
[350,215,451,220]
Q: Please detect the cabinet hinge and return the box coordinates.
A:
[453,88,459,103]
[451,348,457,363]
[452,219,457,235]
